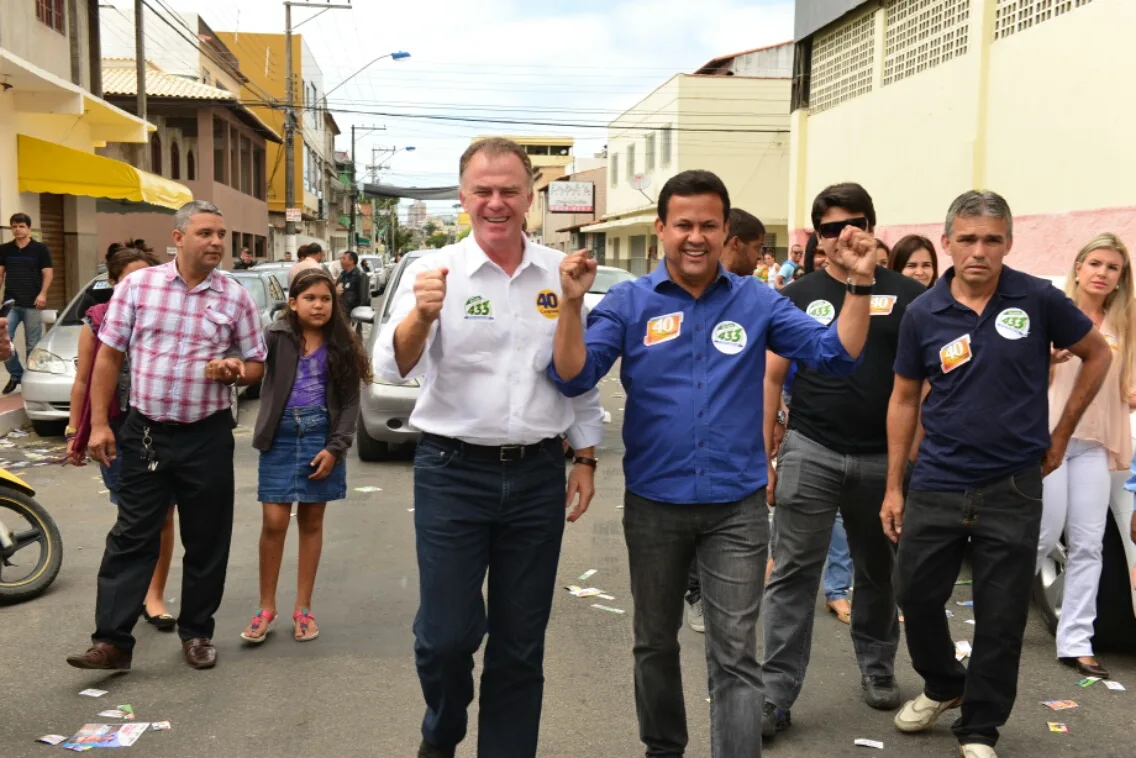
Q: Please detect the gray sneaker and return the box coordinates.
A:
[687,599,705,633]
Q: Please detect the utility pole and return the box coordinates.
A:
[348,124,384,251]
[283,1,351,260]
[134,0,146,158]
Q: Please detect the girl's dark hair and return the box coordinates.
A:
[106,242,125,259]
[107,247,161,282]
[889,234,939,285]
[875,238,890,256]
[125,238,153,252]
[285,269,373,394]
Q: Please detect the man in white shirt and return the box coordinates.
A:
[374,137,604,758]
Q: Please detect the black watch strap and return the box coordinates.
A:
[573,456,598,468]
[846,278,875,296]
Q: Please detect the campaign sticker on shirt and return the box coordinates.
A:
[536,290,560,319]
[464,295,494,320]
[994,308,1030,340]
[806,299,836,325]
[940,334,973,374]
[644,312,683,346]
[712,321,747,355]
[870,294,897,316]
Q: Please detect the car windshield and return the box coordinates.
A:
[233,276,267,309]
[60,278,111,326]
[381,252,435,321]
[590,267,636,294]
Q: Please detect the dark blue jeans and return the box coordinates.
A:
[413,436,566,758]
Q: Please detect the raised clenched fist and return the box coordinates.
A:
[560,250,597,302]
[832,226,880,280]
[413,267,449,322]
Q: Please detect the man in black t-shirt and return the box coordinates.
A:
[0,213,54,394]
[759,184,926,739]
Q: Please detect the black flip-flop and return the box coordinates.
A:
[141,607,176,631]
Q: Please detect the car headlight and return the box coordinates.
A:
[372,378,420,387]
[28,347,72,375]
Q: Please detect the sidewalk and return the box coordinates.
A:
[0,333,32,436]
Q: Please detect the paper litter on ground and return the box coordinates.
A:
[63,723,148,749]
[1076,677,1100,687]
[603,411,612,424]
[97,489,109,495]
[1048,722,1070,733]
[955,579,973,585]
[353,486,382,493]
[598,594,615,600]
[956,600,974,607]
[854,738,884,749]
[578,569,597,582]
[591,604,625,614]
[407,508,415,512]
[572,588,604,598]
[1041,699,1079,710]
[8,429,28,438]
[954,640,972,661]
[945,609,954,618]
[78,689,108,698]
[1104,680,1126,691]
[965,619,976,625]
[37,735,67,745]
[150,721,170,731]
[97,707,135,720]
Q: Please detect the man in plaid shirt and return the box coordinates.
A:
[67,201,266,672]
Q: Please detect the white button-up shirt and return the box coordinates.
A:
[374,235,605,449]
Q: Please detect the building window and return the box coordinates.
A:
[254,235,267,258]
[883,0,970,86]
[240,135,252,195]
[150,133,162,176]
[213,117,226,182]
[610,153,619,187]
[995,0,1093,40]
[627,144,636,180]
[660,126,673,167]
[229,124,239,189]
[645,133,656,173]
[187,150,196,180]
[36,0,65,34]
[810,8,877,113]
[253,147,265,200]
[170,142,180,180]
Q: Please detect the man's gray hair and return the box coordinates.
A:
[944,191,1012,239]
[174,200,223,232]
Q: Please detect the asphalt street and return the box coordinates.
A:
[2,374,1135,757]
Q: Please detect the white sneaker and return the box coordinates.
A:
[959,745,997,758]
[687,599,705,634]
[894,693,962,733]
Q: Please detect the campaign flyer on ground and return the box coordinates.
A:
[63,723,149,749]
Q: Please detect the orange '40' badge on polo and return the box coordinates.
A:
[939,334,973,374]
[644,312,684,346]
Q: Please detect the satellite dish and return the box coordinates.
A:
[629,173,651,190]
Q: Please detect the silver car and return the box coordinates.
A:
[22,271,283,435]
[349,249,438,461]
[358,255,388,297]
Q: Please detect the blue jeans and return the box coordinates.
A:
[624,489,768,758]
[413,436,566,757]
[823,513,853,602]
[6,306,43,381]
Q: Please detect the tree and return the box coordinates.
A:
[395,228,416,254]
[457,228,471,241]
[427,231,449,249]
[423,221,439,236]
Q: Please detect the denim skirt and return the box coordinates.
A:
[258,406,347,504]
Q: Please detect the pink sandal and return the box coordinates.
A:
[293,608,319,642]
[240,610,277,644]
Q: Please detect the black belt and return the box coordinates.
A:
[421,433,559,463]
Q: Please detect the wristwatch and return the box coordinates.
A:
[573,456,598,469]
[846,277,875,296]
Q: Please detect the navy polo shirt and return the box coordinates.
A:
[894,265,1092,491]
[549,262,860,504]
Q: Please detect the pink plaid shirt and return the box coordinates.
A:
[99,262,267,423]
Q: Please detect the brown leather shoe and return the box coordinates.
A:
[66,642,132,670]
[182,638,217,669]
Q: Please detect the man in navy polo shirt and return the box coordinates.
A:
[549,169,880,758]
[883,191,1111,758]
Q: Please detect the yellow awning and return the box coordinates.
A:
[17,135,192,211]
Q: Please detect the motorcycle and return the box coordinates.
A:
[0,467,63,603]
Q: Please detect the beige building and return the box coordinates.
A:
[788,0,1134,275]
[1,1,185,307]
[586,44,792,275]
[537,166,607,255]
[470,135,575,238]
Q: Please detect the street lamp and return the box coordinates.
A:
[324,51,411,100]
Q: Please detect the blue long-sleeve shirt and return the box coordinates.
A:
[549,263,860,504]
[1125,451,1136,510]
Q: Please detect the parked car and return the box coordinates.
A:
[21,271,283,435]
[584,265,637,312]
[250,261,292,293]
[349,249,439,461]
[358,255,388,297]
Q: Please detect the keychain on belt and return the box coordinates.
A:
[142,426,158,472]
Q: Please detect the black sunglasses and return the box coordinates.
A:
[817,217,870,239]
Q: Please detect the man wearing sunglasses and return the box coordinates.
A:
[760,183,928,739]
[774,245,804,291]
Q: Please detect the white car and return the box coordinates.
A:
[583,265,637,312]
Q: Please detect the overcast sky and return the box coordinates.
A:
[124,0,793,215]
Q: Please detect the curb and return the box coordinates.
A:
[0,405,29,437]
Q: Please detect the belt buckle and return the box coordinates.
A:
[499,445,524,462]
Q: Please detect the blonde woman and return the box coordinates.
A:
[1038,233,1135,679]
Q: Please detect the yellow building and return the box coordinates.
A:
[788,0,1134,275]
[585,55,792,274]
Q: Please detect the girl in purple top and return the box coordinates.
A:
[242,271,369,643]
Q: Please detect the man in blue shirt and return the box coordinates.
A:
[549,170,879,758]
[883,191,1111,758]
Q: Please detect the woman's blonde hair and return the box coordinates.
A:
[1066,232,1134,393]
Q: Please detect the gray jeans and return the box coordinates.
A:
[762,430,899,711]
[623,489,769,758]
